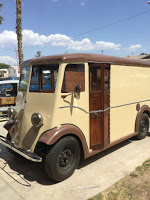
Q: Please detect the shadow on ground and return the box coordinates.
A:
[0,144,55,186]
[0,135,139,186]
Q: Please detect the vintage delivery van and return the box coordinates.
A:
[0,53,150,181]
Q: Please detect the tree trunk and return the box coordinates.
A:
[16,0,23,69]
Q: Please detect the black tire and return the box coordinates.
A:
[136,113,149,140]
[45,136,80,182]
[6,133,20,157]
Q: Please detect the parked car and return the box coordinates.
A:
[0,80,19,108]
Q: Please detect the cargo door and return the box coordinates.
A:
[89,64,110,150]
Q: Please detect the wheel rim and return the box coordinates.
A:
[59,148,73,168]
[140,120,148,135]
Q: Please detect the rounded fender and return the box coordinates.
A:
[38,124,89,158]
[135,105,150,132]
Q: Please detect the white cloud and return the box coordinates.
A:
[22,30,47,46]
[68,38,94,50]
[48,34,71,47]
[0,56,17,66]
[127,44,142,52]
[96,41,121,50]
[0,30,17,47]
[0,29,121,51]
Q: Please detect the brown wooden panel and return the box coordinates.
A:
[65,71,85,92]
[89,96,101,110]
[104,95,109,109]
[90,117,102,147]
[90,92,101,98]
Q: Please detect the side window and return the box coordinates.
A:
[30,64,59,93]
[61,64,85,93]
[30,67,39,91]
[91,68,101,92]
[104,66,110,91]
[42,70,51,90]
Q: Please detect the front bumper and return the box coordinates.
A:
[0,135,42,162]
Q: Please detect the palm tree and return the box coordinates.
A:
[16,0,23,68]
[0,4,4,24]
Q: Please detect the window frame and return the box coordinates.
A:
[29,64,59,93]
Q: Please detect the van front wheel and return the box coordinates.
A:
[136,113,149,140]
[45,136,80,182]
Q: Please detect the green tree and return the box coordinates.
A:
[35,51,42,57]
[16,0,23,68]
[0,4,4,24]
[0,63,11,69]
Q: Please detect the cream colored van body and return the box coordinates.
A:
[13,63,90,152]
[1,53,150,181]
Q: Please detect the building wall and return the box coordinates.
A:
[8,66,20,77]
[0,69,8,77]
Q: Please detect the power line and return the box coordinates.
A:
[73,9,150,38]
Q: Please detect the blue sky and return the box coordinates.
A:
[0,0,150,65]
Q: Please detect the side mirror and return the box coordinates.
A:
[74,85,81,99]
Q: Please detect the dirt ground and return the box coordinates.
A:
[90,159,150,200]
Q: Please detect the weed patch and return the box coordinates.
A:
[89,158,150,200]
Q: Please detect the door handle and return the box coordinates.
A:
[95,113,98,119]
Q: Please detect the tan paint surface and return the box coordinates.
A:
[110,65,150,142]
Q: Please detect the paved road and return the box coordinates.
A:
[0,121,150,200]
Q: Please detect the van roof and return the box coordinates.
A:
[22,53,150,67]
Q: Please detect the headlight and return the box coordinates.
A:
[31,113,43,127]
[7,108,15,119]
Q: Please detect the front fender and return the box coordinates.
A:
[38,124,89,158]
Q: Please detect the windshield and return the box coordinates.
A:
[18,66,30,92]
